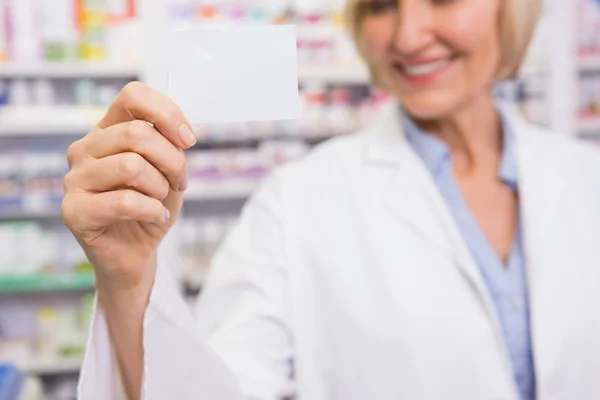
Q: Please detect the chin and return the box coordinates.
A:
[396,91,462,121]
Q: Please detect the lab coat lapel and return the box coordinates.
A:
[509,105,576,387]
[363,103,508,342]
[507,103,569,284]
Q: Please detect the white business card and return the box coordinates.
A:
[168,25,301,125]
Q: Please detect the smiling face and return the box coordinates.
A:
[359,0,502,120]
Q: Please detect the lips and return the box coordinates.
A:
[393,57,454,86]
[401,59,452,76]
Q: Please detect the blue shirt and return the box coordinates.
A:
[403,111,536,400]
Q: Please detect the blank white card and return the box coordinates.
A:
[168,25,301,124]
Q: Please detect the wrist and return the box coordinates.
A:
[96,279,153,313]
[95,256,157,311]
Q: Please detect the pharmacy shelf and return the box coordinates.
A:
[0,106,349,138]
[184,182,258,201]
[171,21,339,40]
[0,274,95,295]
[0,106,104,136]
[0,208,63,221]
[0,62,139,78]
[298,65,370,84]
[579,54,600,71]
[579,117,600,134]
[20,356,83,376]
[193,132,337,150]
[0,184,257,220]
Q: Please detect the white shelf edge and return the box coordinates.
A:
[0,106,105,136]
[0,184,258,219]
[0,209,63,220]
[184,182,258,201]
[0,123,96,136]
[20,356,83,375]
[0,62,139,78]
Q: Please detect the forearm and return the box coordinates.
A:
[95,264,155,400]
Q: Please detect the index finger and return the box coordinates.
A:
[97,81,197,150]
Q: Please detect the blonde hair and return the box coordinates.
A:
[344,0,542,81]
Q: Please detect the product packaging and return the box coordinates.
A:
[0,0,7,62]
[79,0,108,60]
[5,0,42,62]
[39,0,78,60]
[0,80,8,105]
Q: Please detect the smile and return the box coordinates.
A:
[393,57,454,86]
[402,59,452,76]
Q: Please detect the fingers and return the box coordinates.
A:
[98,82,196,150]
[81,120,188,192]
[65,153,170,201]
[62,190,170,232]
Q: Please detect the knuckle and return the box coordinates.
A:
[66,140,83,168]
[158,177,170,200]
[163,105,184,126]
[118,81,145,109]
[123,120,149,150]
[114,191,139,218]
[118,153,145,185]
[63,170,76,192]
[60,198,72,226]
[61,196,79,230]
[120,81,144,101]
[171,152,187,176]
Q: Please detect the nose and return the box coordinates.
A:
[394,0,434,56]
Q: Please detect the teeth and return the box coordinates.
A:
[403,60,450,76]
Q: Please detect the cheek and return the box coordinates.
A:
[361,18,396,61]
[445,8,499,55]
[443,6,501,75]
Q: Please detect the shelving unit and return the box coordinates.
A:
[0,207,63,221]
[0,3,140,396]
[0,183,257,220]
[0,62,139,79]
[19,356,83,376]
[0,274,95,295]
[0,106,106,136]
[185,182,257,201]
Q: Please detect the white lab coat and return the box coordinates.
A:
[78,102,600,400]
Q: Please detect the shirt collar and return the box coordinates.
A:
[402,107,519,192]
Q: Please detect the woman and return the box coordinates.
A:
[63,0,600,399]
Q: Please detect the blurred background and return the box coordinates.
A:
[0,0,597,398]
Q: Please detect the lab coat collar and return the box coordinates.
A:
[362,100,486,267]
[362,101,408,169]
[363,99,523,170]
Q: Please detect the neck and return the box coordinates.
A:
[413,93,502,176]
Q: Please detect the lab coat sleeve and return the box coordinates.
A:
[78,173,295,400]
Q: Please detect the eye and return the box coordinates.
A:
[366,0,398,14]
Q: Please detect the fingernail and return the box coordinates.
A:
[162,208,171,223]
[179,124,197,148]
